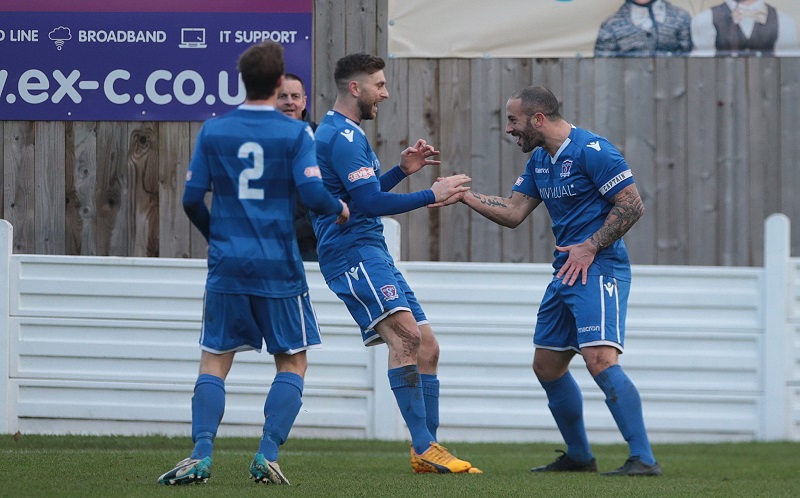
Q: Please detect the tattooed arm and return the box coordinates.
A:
[556,184,645,286]
[588,184,645,251]
[458,190,541,228]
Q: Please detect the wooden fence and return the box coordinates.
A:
[1,0,799,265]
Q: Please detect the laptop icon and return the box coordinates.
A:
[179,28,207,48]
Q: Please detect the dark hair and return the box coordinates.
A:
[510,86,562,121]
[283,73,306,94]
[333,53,385,92]
[238,41,285,100]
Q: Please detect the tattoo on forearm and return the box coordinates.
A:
[591,189,644,250]
[469,191,509,208]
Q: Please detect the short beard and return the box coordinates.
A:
[520,121,542,153]
[357,99,375,121]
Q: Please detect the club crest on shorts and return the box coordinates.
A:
[380,284,399,301]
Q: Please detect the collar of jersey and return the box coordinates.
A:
[238,104,277,111]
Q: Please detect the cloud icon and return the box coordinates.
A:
[49,26,72,50]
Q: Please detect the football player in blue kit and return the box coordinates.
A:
[434,85,661,476]
[157,40,349,486]
[313,53,481,474]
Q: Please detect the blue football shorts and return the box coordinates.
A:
[199,290,322,355]
[326,257,428,346]
[533,274,630,353]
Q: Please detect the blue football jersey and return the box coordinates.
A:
[312,111,391,281]
[186,105,322,297]
[512,126,635,279]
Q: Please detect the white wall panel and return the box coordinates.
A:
[1,216,799,442]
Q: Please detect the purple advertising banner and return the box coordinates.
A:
[0,1,313,121]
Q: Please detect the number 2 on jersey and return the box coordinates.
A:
[238,142,265,200]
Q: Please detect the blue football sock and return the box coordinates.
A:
[420,374,440,441]
[258,372,304,461]
[190,374,226,460]
[540,371,593,463]
[388,365,434,455]
[594,364,656,465]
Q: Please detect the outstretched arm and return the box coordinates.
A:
[349,174,471,217]
[432,189,540,228]
[555,183,644,286]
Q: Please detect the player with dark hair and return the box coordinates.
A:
[157,40,349,486]
[313,52,481,474]
[433,85,661,477]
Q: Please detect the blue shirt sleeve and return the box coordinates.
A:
[297,182,342,215]
[511,155,541,199]
[582,138,634,200]
[348,182,434,217]
[379,165,406,191]
[182,185,210,240]
[292,125,343,215]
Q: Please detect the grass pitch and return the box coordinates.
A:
[1,435,798,497]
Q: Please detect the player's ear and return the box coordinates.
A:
[348,79,360,98]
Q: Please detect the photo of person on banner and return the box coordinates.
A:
[691,0,799,56]
[595,0,693,57]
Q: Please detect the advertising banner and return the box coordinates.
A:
[0,0,313,121]
[388,0,800,59]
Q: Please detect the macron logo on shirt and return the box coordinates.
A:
[587,141,601,151]
[341,129,355,143]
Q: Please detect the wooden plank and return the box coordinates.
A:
[780,58,800,258]
[405,58,439,261]
[575,58,595,131]
[747,57,781,266]
[686,58,719,266]
[95,122,129,256]
[529,59,559,264]
[593,59,625,149]
[345,0,378,56]
[561,58,580,126]
[65,122,97,256]
[654,58,687,265]
[158,122,192,259]
[188,121,208,259]
[499,59,534,263]
[376,0,388,58]
[312,0,346,123]
[468,58,503,263]
[128,122,159,257]
[716,58,749,266]
[374,58,409,258]
[34,122,66,255]
[3,122,35,253]
[622,58,656,264]
[437,59,471,262]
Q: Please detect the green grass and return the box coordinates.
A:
[0,435,798,497]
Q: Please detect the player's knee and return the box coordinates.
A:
[387,319,421,349]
